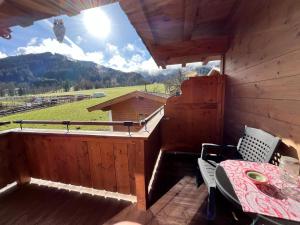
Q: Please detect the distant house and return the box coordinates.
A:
[87,91,168,132]
[92,92,106,98]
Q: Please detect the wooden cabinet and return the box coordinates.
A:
[161,75,226,152]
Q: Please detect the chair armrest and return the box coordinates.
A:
[201,143,238,161]
[201,143,223,160]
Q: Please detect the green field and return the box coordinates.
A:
[0,83,164,131]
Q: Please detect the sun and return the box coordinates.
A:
[83,8,111,38]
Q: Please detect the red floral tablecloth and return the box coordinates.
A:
[220,160,300,222]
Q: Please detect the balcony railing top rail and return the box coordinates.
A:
[12,105,165,135]
[0,121,10,126]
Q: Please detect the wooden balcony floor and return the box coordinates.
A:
[0,153,251,225]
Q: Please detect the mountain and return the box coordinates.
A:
[0,53,146,94]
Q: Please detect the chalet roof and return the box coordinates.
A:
[119,0,235,67]
[1,0,238,67]
[87,91,168,112]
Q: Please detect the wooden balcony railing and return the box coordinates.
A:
[0,121,10,126]
[12,105,165,134]
[0,108,164,210]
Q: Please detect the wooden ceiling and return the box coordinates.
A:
[0,0,238,67]
[0,0,116,29]
[119,0,238,67]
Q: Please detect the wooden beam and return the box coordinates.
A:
[202,58,209,65]
[0,0,117,29]
[166,55,221,66]
[119,0,160,67]
[183,0,200,41]
[119,0,155,42]
[151,36,228,66]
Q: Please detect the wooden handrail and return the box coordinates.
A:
[13,120,140,127]
[0,121,10,126]
[12,105,165,128]
[141,105,164,125]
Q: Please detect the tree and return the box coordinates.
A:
[62,80,71,92]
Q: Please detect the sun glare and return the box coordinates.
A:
[83,8,111,38]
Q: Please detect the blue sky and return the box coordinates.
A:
[0,2,162,73]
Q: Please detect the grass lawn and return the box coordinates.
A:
[0,83,165,131]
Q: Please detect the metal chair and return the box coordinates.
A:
[198,126,281,220]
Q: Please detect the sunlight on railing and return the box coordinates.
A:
[30,178,137,203]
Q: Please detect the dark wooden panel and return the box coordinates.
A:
[225,0,300,158]
[162,76,225,151]
[0,134,16,188]
[114,143,130,194]
[63,140,81,185]
[76,141,92,187]
[88,142,103,190]
[226,1,300,74]
[101,142,117,192]
[127,143,136,195]
[227,49,300,86]
[229,75,300,100]
[227,98,300,126]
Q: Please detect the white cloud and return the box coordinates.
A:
[17,38,103,64]
[123,43,147,57]
[131,54,143,63]
[124,43,135,51]
[107,55,127,69]
[75,36,83,44]
[106,43,119,55]
[0,51,7,59]
[105,52,159,74]
[28,37,38,46]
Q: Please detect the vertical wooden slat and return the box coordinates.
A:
[64,140,80,185]
[101,142,117,192]
[45,137,60,182]
[23,135,39,178]
[53,139,69,183]
[127,143,136,195]
[88,142,103,189]
[0,134,18,187]
[9,133,30,184]
[37,137,51,180]
[134,140,148,210]
[76,141,92,187]
[114,143,130,194]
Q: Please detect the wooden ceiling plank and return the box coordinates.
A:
[119,0,155,42]
[166,55,220,66]
[183,0,200,41]
[152,36,229,60]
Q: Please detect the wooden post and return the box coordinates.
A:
[9,133,31,185]
[220,54,225,74]
[134,140,148,210]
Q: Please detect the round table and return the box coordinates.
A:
[215,165,299,225]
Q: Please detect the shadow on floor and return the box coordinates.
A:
[0,183,130,225]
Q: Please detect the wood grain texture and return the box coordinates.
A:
[0,134,16,188]
[18,134,140,195]
[120,0,235,66]
[161,76,226,152]
[2,109,164,210]
[225,0,300,158]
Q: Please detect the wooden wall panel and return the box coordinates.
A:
[225,0,300,158]
[0,134,15,188]
[3,110,164,210]
[114,143,130,194]
[88,142,103,189]
[101,142,117,192]
[161,76,225,152]
[18,133,144,196]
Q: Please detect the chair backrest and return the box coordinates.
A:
[237,126,281,162]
